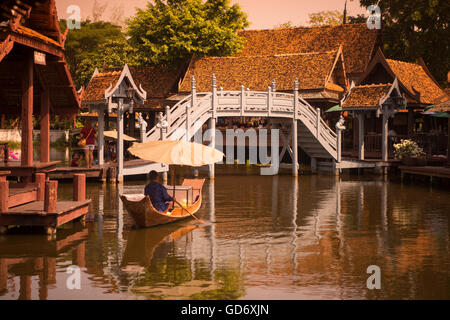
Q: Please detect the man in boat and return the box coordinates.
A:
[144,170,174,212]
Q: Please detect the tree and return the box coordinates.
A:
[126,0,249,66]
[61,20,136,88]
[308,10,343,26]
[91,0,108,23]
[275,21,295,29]
[359,0,450,86]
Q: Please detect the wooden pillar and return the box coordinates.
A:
[447,118,450,166]
[382,107,389,162]
[19,275,32,300]
[98,108,104,166]
[73,174,86,201]
[0,114,5,129]
[73,242,86,268]
[21,51,33,167]
[358,112,365,160]
[292,79,299,176]
[35,173,46,201]
[0,180,8,212]
[316,108,321,138]
[0,259,7,293]
[117,99,124,183]
[44,180,58,213]
[40,88,50,163]
[407,108,414,138]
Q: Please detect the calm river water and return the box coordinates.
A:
[0,168,449,300]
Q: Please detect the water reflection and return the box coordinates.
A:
[0,171,449,300]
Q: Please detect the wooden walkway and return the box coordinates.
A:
[399,166,450,179]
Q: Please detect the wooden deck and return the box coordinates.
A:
[0,200,91,233]
[48,159,168,181]
[399,166,450,179]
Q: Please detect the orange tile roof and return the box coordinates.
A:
[15,25,61,47]
[180,51,342,92]
[342,83,392,109]
[128,66,180,99]
[237,23,379,75]
[82,71,122,103]
[386,59,445,105]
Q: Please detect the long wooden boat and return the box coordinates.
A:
[120,179,204,228]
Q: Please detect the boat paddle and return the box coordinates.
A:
[173,198,207,224]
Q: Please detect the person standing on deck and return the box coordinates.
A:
[80,120,97,168]
[144,170,174,212]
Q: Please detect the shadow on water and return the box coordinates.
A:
[1,166,450,299]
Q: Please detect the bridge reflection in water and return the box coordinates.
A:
[0,172,449,299]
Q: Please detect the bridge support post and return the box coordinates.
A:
[292,79,299,176]
[117,99,124,184]
[381,106,389,162]
[187,76,196,142]
[98,108,104,166]
[311,157,317,173]
[209,75,217,180]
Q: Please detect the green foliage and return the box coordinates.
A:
[126,0,249,66]
[308,10,343,26]
[359,0,450,86]
[61,20,138,88]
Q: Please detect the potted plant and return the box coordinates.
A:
[393,139,426,165]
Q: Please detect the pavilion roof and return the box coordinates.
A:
[82,65,181,111]
[385,59,446,105]
[342,83,392,109]
[0,0,80,117]
[179,49,347,94]
[236,23,380,76]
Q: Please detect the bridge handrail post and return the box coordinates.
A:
[293,78,299,120]
[267,86,272,117]
[240,85,245,117]
[211,74,217,119]
[165,105,171,134]
[316,108,321,138]
[187,76,196,142]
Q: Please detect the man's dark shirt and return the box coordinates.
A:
[144,181,173,212]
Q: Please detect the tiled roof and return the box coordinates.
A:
[15,25,61,47]
[179,51,343,92]
[128,66,179,99]
[82,71,122,102]
[386,59,445,105]
[342,83,392,108]
[236,23,379,75]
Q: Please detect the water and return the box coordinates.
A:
[0,170,449,300]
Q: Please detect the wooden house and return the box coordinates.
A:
[0,0,89,236]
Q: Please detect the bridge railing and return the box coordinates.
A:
[144,79,338,160]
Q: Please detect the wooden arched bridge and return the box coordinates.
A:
[140,76,342,176]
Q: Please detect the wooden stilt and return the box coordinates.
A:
[40,88,50,163]
[0,180,8,213]
[35,173,46,201]
[44,180,58,213]
[73,174,86,201]
[21,51,33,168]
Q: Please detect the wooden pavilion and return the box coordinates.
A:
[0,0,90,235]
[342,48,447,161]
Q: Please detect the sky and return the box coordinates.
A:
[55,0,367,29]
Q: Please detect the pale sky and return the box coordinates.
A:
[55,0,366,29]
